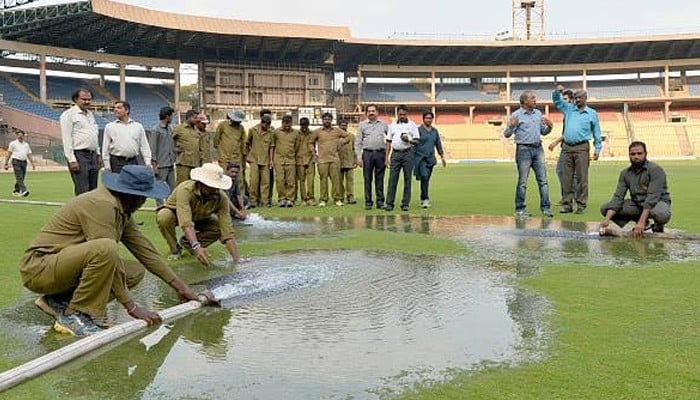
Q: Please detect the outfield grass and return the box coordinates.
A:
[0,160,699,399]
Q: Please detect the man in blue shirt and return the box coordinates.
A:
[552,84,603,214]
[504,91,554,217]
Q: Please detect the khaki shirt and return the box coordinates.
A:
[272,128,300,165]
[19,188,177,304]
[339,132,356,169]
[310,126,348,163]
[214,123,247,165]
[173,123,201,167]
[162,180,234,242]
[296,129,315,165]
[245,125,273,166]
[199,130,214,164]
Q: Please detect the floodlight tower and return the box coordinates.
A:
[512,0,545,40]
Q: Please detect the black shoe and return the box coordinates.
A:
[652,223,665,233]
[401,205,409,212]
[365,205,372,210]
[384,205,394,212]
[560,207,573,214]
[376,202,385,209]
[574,207,587,214]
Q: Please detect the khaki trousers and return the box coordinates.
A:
[274,163,297,202]
[249,164,271,206]
[23,238,145,317]
[296,164,315,202]
[176,165,195,187]
[340,168,355,201]
[317,161,341,202]
[156,208,223,253]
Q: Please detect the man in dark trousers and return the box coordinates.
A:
[355,104,389,210]
[600,141,671,238]
[384,105,420,212]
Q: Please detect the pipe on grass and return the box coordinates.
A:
[0,198,156,211]
[0,299,205,393]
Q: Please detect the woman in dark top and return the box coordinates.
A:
[414,111,446,208]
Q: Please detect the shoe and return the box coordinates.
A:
[12,191,20,197]
[286,201,294,208]
[335,200,344,206]
[21,190,29,197]
[574,207,586,214]
[651,223,665,233]
[35,295,68,319]
[420,200,430,208]
[560,207,573,214]
[306,200,315,206]
[247,203,257,209]
[54,311,103,338]
[384,205,394,212]
[279,201,286,207]
[266,202,272,208]
[515,210,532,217]
[365,205,372,210]
[318,201,326,207]
[401,205,409,212]
[376,202,385,209]
[347,198,357,204]
[542,209,554,218]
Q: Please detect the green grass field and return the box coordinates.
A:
[1,160,699,399]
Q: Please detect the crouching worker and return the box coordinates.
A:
[600,141,671,239]
[225,162,248,221]
[19,165,213,338]
[156,162,240,265]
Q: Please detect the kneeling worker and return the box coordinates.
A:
[19,165,212,338]
[157,162,239,265]
[600,141,671,238]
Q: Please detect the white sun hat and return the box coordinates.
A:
[190,162,232,190]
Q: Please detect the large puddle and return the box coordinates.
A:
[3,215,699,399]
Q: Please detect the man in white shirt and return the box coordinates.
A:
[102,101,152,173]
[4,131,36,197]
[60,88,101,195]
[384,105,420,212]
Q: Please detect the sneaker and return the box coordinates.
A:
[574,207,587,214]
[401,205,409,212]
[560,207,573,214]
[420,200,430,209]
[542,209,554,218]
[286,200,294,208]
[21,190,29,197]
[54,311,103,338]
[347,197,357,204]
[34,295,68,319]
[12,191,21,197]
[365,204,373,210]
[651,223,665,233]
[279,201,286,207]
[318,201,326,207]
[515,210,532,217]
[335,200,344,206]
[384,205,394,212]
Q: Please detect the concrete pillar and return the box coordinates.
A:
[174,62,181,124]
[664,65,670,97]
[582,69,587,91]
[119,64,126,101]
[506,69,511,102]
[430,71,436,102]
[39,54,47,104]
[468,106,475,124]
[357,66,363,110]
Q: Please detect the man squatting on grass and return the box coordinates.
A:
[19,165,214,338]
[600,141,671,239]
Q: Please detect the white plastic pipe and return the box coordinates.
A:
[0,198,156,211]
[0,300,204,393]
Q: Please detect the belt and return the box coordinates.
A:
[111,154,137,161]
[74,149,97,154]
[392,148,412,153]
[363,148,384,152]
[564,141,588,146]
[517,142,542,148]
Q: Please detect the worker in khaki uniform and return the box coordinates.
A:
[173,110,202,186]
[296,117,316,205]
[245,114,274,208]
[214,109,247,193]
[196,114,216,165]
[338,120,357,204]
[156,163,239,266]
[271,115,300,207]
[19,165,212,338]
[310,112,348,207]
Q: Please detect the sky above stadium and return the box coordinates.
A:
[119,0,700,39]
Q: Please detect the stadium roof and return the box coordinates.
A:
[2,0,700,71]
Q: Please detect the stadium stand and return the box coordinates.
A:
[628,108,665,122]
[633,123,684,157]
[436,84,499,102]
[510,83,556,102]
[0,75,62,120]
[587,80,661,99]
[363,83,429,102]
[436,111,467,124]
[687,82,700,97]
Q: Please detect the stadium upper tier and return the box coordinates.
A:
[0,73,173,128]
[1,0,700,71]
